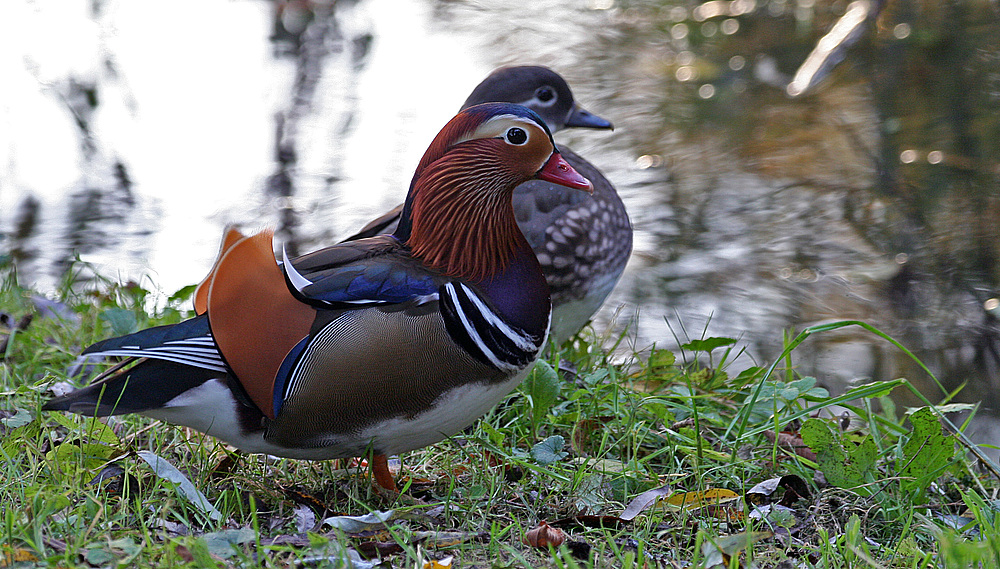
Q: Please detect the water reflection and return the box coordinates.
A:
[430,0,1000,417]
[3,0,1000,435]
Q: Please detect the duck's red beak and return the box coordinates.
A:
[537,152,593,193]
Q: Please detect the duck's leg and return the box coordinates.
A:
[371,454,396,491]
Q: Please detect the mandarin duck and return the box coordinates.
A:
[43,103,592,490]
[347,66,632,344]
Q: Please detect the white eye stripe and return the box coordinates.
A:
[517,88,558,108]
[535,86,556,101]
[532,96,557,108]
[454,115,542,145]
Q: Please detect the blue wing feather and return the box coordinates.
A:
[284,235,441,306]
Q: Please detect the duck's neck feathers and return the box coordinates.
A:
[397,139,530,283]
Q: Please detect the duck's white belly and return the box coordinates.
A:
[346,368,529,456]
[143,368,530,460]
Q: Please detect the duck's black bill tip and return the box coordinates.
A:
[565,105,613,130]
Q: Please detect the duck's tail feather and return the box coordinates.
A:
[42,358,223,416]
[44,314,230,416]
[82,314,228,373]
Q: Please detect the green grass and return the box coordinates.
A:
[3,267,1000,568]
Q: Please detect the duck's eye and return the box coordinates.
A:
[505,127,528,145]
[535,87,555,103]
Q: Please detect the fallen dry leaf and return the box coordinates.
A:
[211,451,241,478]
[664,488,741,509]
[173,544,195,564]
[357,540,404,559]
[620,484,673,521]
[423,555,453,569]
[670,418,697,430]
[0,547,37,567]
[747,474,810,507]
[621,486,745,523]
[764,429,818,462]
[523,521,566,548]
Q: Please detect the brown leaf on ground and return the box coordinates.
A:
[357,540,404,559]
[523,521,566,548]
[777,474,811,506]
[669,418,696,431]
[571,416,615,454]
[43,539,67,554]
[173,544,195,564]
[764,429,818,462]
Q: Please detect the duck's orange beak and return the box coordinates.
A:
[537,152,593,193]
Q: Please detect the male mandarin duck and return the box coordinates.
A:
[347,66,632,344]
[43,103,593,490]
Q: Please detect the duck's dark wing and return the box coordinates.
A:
[283,234,440,307]
[340,205,405,242]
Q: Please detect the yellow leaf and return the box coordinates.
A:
[664,488,740,510]
[423,555,453,569]
[1,547,37,566]
[698,503,747,522]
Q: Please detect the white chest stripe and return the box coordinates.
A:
[455,283,540,353]
[443,283,541,372]
[444,284,514,371]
